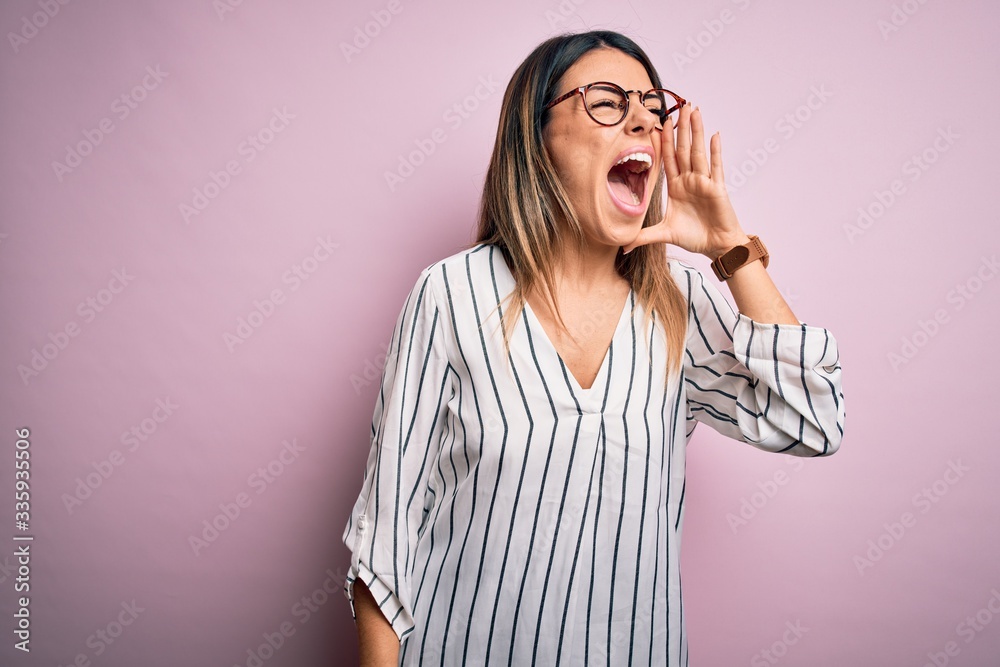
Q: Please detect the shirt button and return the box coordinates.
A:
[357,516,367,533]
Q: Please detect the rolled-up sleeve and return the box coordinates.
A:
[673,260,845,457]
[342,267,451,643]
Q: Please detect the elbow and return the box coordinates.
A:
[816,397,846,457]
[753,411,843,457]
[796,414,844,457]
[814,431,842,457]
[802,414,844,457]
[786,392,845,457]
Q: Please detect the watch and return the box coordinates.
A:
[710,234,769,281]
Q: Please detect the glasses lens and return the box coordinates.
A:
[583,85,680,128]
[643,90,671,129]
[584,84,627,125]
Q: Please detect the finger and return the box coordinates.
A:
[661,111,679,181]
[710,131,725,184]
[674,104,692,173]
[689,106,710,175]
[622,221,674,254]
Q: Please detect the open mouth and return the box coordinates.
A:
[607,152,652,210]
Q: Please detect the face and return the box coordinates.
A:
[542,48,663,250]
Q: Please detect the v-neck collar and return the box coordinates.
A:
[521,291,632,397]
[489,245,633,408]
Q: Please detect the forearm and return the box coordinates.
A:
[707,232,800,325]
[353,579,400,667]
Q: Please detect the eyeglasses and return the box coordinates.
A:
[543,81,687,131]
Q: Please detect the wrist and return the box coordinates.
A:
[706,233,752,260]
[709,233,770,281]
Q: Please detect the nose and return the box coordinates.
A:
[623,91,659,133]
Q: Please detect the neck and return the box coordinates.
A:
[548,233,625,296]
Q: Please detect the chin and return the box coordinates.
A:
[605,205,648,241]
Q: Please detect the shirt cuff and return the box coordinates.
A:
[344,561,413,644]
[733,311,837,371]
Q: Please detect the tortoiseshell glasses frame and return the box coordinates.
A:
[543,81,687,131]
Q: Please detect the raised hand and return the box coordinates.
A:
[623,104,749,258]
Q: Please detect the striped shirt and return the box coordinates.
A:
[342,243,845,666]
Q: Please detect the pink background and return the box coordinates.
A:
[1,1,998,665]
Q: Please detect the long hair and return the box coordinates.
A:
[475,29,688,377]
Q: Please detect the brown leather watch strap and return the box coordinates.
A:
[710,234,769,281]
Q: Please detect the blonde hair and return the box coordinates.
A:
[475,30,687,377]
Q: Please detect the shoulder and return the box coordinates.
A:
[419,243,495,281]
[404,243,499,310]
[666,256,705,297]
[415,243,505,295]
[666,256,735,315]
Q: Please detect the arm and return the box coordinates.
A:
[673,259,845,456]
[622,103,845,453]
[354,579,400,666]
[707,233,800,326]
[341,267,451,659]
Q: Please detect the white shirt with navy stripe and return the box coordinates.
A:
[342,243,845,666]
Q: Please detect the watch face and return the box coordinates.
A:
[722,245,751,272]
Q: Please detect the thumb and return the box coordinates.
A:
[622,221,674,255]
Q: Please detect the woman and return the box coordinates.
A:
[342,29,845,666]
